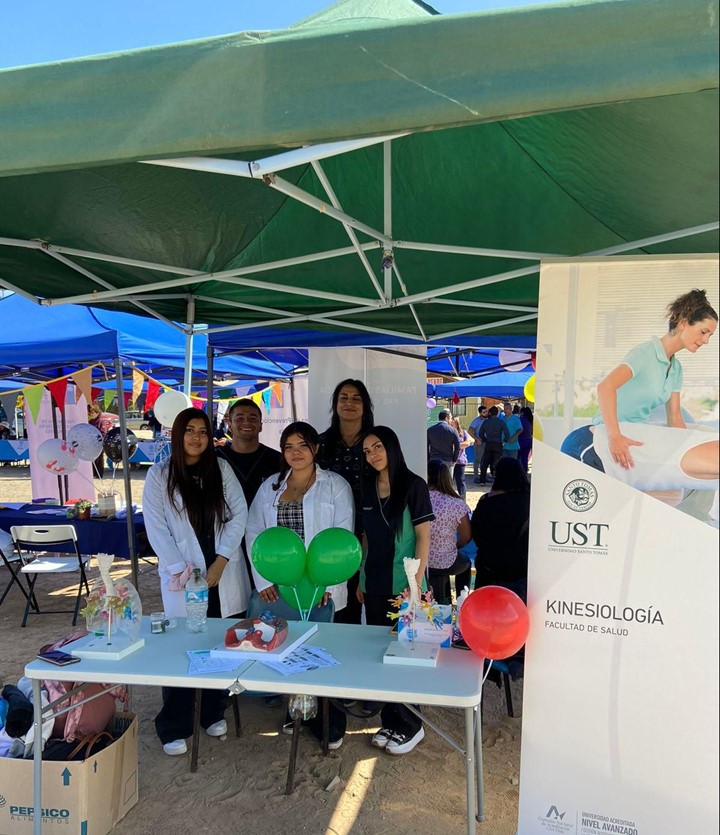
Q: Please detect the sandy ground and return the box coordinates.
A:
[0,465,522,835]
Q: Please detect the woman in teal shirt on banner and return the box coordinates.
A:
[561,289,718,512]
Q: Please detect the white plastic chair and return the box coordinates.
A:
[10,525,91,628]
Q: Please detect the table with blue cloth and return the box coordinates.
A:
[0,504,145,558]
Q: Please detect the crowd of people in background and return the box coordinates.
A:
[142,382,532,759]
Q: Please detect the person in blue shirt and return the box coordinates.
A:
[561,289,718,505]
[500,402,523,459]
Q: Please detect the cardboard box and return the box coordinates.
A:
[0,712,138,835]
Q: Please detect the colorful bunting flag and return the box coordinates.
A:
[271,383,283,408]
[91,386,102,404]
[131,368,144,406]
[261,388,272,414]
[103,390,115,410]
[123,391,132,409]
[145,379,161,411]
[46,378,69,413]
[23,385,45,423]
[73,367,94,404]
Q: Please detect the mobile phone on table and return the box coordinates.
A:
[36,650,81,666]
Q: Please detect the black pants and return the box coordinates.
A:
[428,553,472,605]
[155,589,230,744]
[333,571,362,624]
[480,445,503,483]
[363,593,422,736]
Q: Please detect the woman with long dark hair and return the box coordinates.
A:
[318,379,374,624]
[245,421,354,749]
[426,458,472,604]
[359,426,434,755]
[144,407,249,756]
[471,457,530,602]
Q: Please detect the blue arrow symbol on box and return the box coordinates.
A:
[61,768,71,786]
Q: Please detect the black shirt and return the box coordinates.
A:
[360,472,435,596]
[216,444,283,507]
[318,429,365,537]
[471,490,530,584]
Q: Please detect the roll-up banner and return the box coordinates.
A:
[518,256,719,835]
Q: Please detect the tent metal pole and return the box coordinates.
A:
[430,313,539,341]
[44,245,380,307]
[206,342,214,424]
[431,298,538,313]
[396,240,559,260]
[311,160,386,301]
[114,358,138,589]
[261,173,393,245]
[43,248,179,329]
[383,141,393,302]
[183,297,195,396]
[140,132,408,178]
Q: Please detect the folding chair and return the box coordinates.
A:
[10,525,91,628]
[0,538,38,611]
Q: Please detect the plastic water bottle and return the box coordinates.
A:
[185,568,208,633]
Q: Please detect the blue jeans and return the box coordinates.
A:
[560,426,605,472]
[245,589,335,623]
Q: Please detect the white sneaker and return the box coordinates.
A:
[371,728,393,749]
[162,739,187,756]
[327,736,344,751]
[206,719,227,737]
[385,726,425,755]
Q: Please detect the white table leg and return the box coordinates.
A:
[475,703,485,822]
[464,706,477,834]
[33,678,42,835]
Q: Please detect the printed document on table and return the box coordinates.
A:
[259,645,340,676]
[187,650,252,675]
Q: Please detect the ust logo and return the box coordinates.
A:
[563,479,598,512]
[546,806,566,820]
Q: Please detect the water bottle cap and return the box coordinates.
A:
[193,568,201,577]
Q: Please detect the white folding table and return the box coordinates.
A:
[25,619,485,835]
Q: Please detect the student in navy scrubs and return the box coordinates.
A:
[358,426,434,756]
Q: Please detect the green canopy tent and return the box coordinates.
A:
[0,0,717,346]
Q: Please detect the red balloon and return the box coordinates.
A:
[458,586,529,660]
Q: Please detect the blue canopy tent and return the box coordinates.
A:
[431,372,533,400]
[0,294,296,379]
[0,293,302,587]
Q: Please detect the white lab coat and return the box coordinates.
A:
[245,467,355,611]
[143,458,250,618]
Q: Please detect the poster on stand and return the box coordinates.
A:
[26,386,95,502]
[518,255,719,835]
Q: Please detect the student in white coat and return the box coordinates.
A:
[245,421,354,748]
[144,407,249,756]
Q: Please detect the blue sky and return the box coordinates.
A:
[0,0,540,69]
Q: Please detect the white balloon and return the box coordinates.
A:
[37,438,79,475]
[498,349,532,372]
[67,423,104,461]
[153,391,194,427]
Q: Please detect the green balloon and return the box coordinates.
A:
[279,573,325,612]
[251,527,306,586]
[306,528,362,587]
